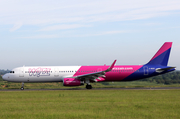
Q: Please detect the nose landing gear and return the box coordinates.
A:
[20,82,24,90]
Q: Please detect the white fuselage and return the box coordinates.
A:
[3,66,81,82]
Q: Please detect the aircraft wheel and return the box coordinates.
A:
[86,85,92,89]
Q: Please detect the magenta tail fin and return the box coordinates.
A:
[147,42,172,66]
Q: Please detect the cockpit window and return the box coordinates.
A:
[10,71,15,73]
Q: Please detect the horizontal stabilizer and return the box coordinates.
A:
[156,67,176,73]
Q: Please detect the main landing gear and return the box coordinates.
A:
[20,82,24,90]
[85,79,92,89]
[86,84,92,89]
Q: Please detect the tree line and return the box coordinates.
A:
[141,71,180,84]
[0,69,10,81]
[0,69,10,76]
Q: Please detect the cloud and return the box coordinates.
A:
[0,0,180,27]
[19,30,129,39]
[20,34,59,39]
[9,22,23,32]
[39,24,91,31]
[72,30,130,37]
[104,30,129,34]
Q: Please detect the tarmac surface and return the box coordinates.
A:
[0,87,180,91]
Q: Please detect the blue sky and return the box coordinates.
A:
[0,0,180,70]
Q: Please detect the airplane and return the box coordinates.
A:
[2,42,176,90]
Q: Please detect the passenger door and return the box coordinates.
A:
[19,67,24,77]
[54,68,59,77]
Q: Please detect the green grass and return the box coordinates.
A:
[0,81,180,90]
[0,90,180,119]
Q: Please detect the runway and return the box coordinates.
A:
[0,87,180,91]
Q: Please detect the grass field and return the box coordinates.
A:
[0,89,180,119]
[1,81,180,90]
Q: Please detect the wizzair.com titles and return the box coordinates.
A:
[113,67,133,70]
[28,67,51,77]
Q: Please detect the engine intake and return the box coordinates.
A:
[63,78,84,86]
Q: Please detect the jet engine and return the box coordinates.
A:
[63,78,84,86]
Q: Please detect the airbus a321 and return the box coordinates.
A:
[2,42,176,90]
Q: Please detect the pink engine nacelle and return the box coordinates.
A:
[63,78,84,86]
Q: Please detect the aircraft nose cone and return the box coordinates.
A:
[2,74,7,81]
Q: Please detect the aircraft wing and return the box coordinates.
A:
[71,60,116,81]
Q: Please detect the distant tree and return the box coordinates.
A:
[0,69,10,75]
[0,76,3,81]
[156,79,162,84]
[140,71,180,84]
[160,79,165,84]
